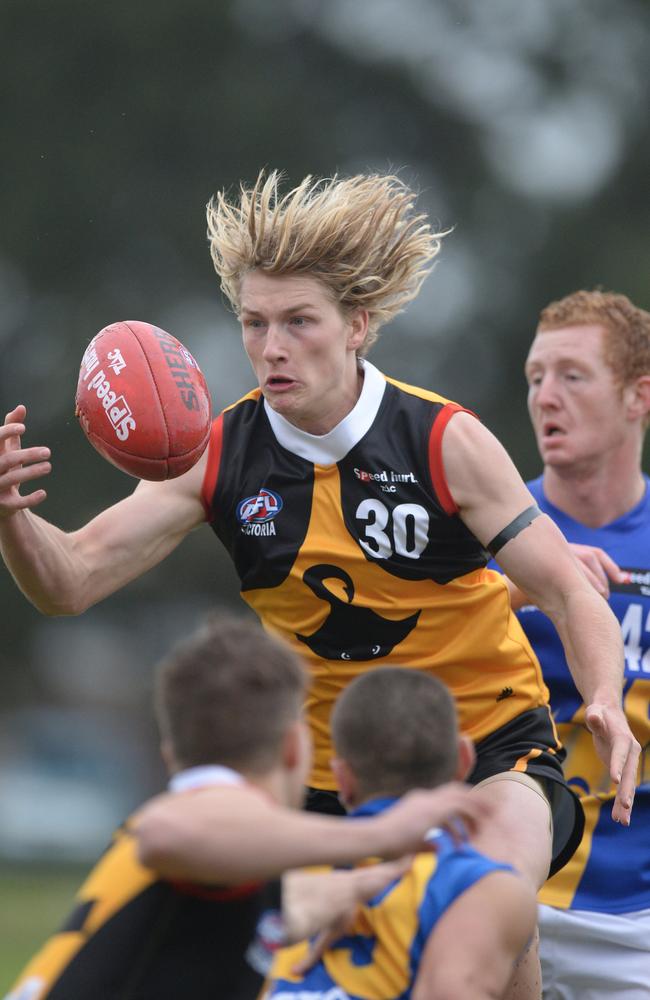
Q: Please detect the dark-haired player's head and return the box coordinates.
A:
[330,668,473,809]
[155,612,310,806]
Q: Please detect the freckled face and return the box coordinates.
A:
[239,271,367,436]
[525,324,628,469]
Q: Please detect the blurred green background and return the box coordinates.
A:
[1,0,649,989]
[0,864,85,986]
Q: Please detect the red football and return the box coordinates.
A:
[75,321,212,481]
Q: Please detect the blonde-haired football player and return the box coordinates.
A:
[1,170,640,1000]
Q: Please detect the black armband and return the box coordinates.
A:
[486,504,542,557]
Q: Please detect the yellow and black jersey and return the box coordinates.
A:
[5,822,282,1000]
[201,361,554,790]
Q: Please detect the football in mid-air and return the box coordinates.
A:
[75,321,212,480]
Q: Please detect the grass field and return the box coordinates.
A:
[0,863,86,992]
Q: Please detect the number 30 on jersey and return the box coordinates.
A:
[355,499,429,560]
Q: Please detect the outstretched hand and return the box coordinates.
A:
[584,702,640,824]
[0,405,51,518]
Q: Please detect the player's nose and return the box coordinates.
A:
[262,325,289,362]
[532,373,561,409]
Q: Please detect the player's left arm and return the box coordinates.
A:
[442,412,640,824]
[411,870,536,1000]
[506,543,624,608]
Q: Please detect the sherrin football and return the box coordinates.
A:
[75,321,212,481]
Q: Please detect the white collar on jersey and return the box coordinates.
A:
[263,358,387,465]
[168,765,245,794]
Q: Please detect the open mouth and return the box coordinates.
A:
[266,375,296,391]
[542,422,565,439]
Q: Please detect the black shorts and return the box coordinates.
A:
[469,706,584,878]
[305,706,584,879]
[304,786,346,817]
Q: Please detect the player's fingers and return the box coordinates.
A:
[610,733,641,808]
[0,460,52,489]
[423,798,489,846]
[584,703,606,736]
[573,552,610,597]
[592,548,624,582]
[612,772,635,824]
[607,735,635,788]
[352,857,411,900]
[584,706,620,770]
[291,929,341,976]
[450,789,494,835]
[3,405,26,425]
[585,567,609,598]
[611,786,634,826]
[0,489,48,516]
[570,543,626,592]
[388,785,491,854]
[0,422,26,453]
[0,422,26,437]
[583,707,638,825]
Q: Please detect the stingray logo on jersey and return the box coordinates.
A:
[238,489,283,536]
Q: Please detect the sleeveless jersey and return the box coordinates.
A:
[267,797,512,1000]
[201,361,552,789]
[517,476,650,913]
[4,822,282,1000]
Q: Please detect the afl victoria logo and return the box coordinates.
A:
[237,488,283,524]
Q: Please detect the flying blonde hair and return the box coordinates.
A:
[206,169,447,354]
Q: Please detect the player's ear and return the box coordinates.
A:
[347,308,369,352]
[455,735,476,781]
[281,718,312,773]
[281,720,301,771]
[623,375,650,423]
[160,739,178,776]
[331,757,359,809]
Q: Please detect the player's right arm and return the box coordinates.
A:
[411,871,536,1000]
[132,783,494,885]
[0,405,207,615]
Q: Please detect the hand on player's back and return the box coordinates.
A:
[374,783,494,857]
[0,405,51,519]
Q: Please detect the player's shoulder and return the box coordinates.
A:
[77,818,154,899]
[384,374,460,408]
[425,839,512,891]
[219,386,263,416]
